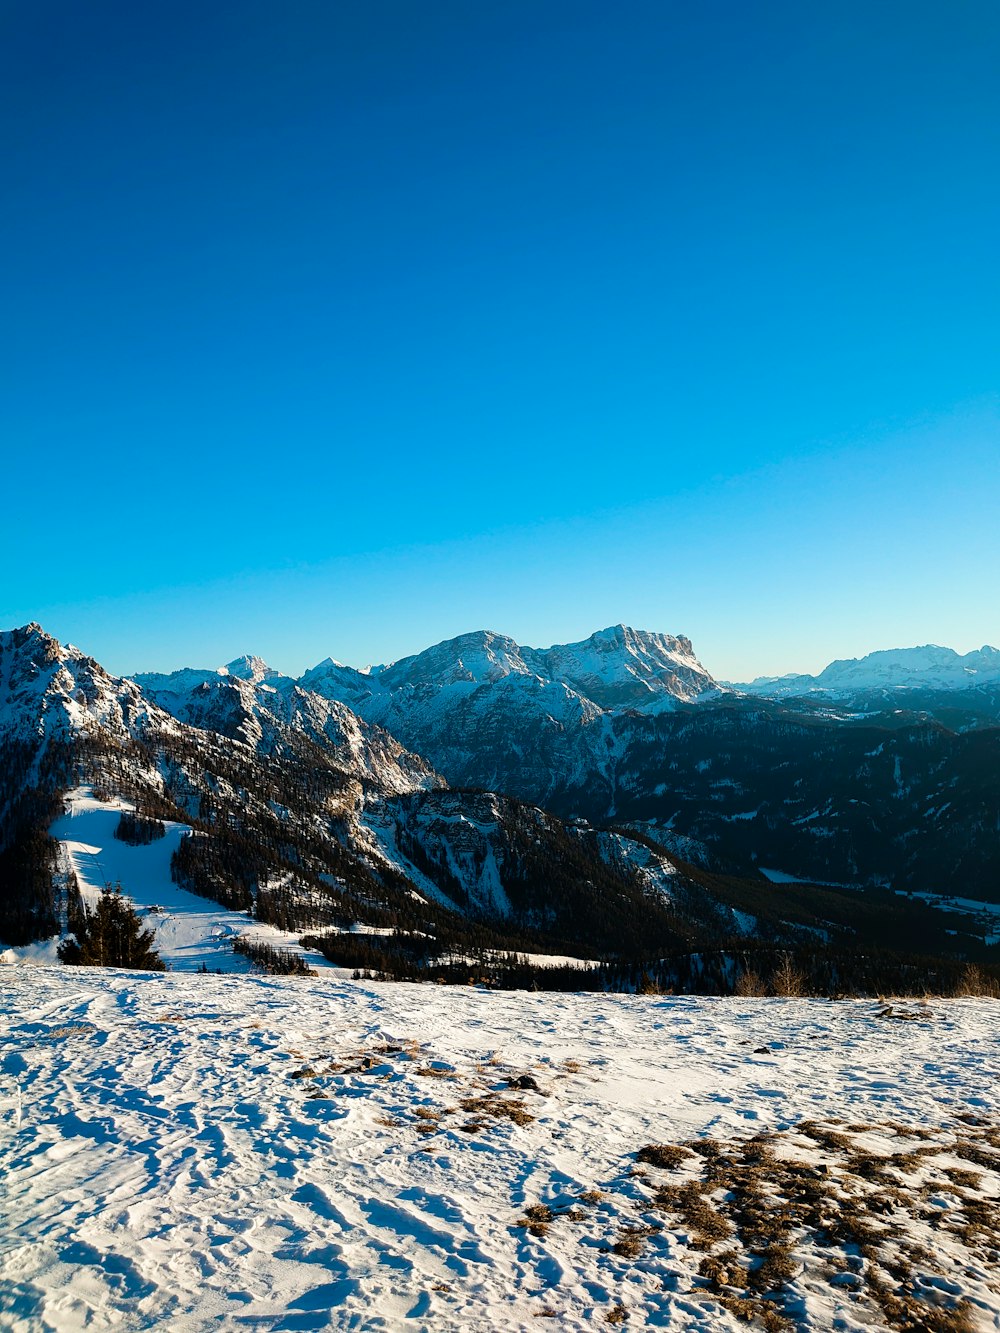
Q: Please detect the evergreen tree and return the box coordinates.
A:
[58,883,165,971]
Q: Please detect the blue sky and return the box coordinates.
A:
[2,1,998,679]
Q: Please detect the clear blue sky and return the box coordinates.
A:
[2,1,998,680]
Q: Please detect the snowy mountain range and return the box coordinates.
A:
[134,625,725,821]
[2,620,1000,966]
[139,624,719,745]
[301,624,719,709]
[0,623,753,962]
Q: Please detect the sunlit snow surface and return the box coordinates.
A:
[1,968,999,1331]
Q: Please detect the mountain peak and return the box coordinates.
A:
[379,629,531,690]
[587,623,696,658]
[3,621,66,662]
[222,654,283,685]
[529,625,714,710]
[0,622,155,747]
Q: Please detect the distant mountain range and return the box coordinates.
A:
[136,625,1000,895]
[2,621,999,971]
[736,643,1000,697]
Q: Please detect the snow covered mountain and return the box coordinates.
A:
[5,620,1000,965]
[294,625,720,812]
[0,622,172,748]
[303,624,720,717]
[737,643,1000,698]
[0,624,451,947]
[526,625,717,710]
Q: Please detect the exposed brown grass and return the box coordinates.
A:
[652,1180,731,1248]
[608,1117,998,1332]
[514,1203,554,1238]
[458,1094,535,1126]
[636,1143,693,1170]
[611,1223,662,1258]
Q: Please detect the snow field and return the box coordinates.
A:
[1,968,999,1331]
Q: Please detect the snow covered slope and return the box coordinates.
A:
[2,967,998,1331]
[48,788,338,973]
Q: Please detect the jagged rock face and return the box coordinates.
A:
[361,787,708,952]
[136,661,440,795]
[0,623,172,747]
[524,625,715,710]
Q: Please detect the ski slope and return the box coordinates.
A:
[1,967,998,1331]
[48,789,337,974]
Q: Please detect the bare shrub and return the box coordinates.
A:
[955,963,1000,999]
[770,954,806,997]
[734,968,768,996]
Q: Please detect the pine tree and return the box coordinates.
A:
[58,883,165,971]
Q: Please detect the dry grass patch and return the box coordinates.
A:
[611,1222,662,1259]
[608,1117,998,1333]
[514,1203,554,1238]
[652,1180,731,1248]
[944,1166,982,1191]
[458,1093,535,1126]
[580,1189,608,1205]
[636,1143,693,1170]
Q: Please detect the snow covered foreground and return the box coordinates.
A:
[1,971,999,1333]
